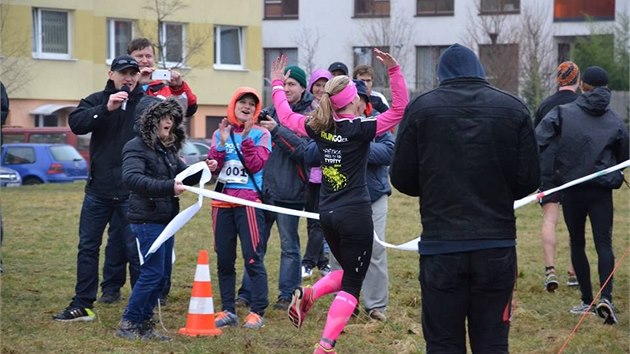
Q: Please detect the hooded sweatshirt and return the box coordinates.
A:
[536,87,629,190]
[208,87,272,207]
[390,43,540,251]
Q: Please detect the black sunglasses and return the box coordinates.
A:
[114,59,138,66]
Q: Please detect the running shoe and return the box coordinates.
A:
[596,298,618,325]
[242,312,265,329]
[313,343,337,354]
[52,307,95,322]
[566,273,579,287]
[569,302,595,315]
[214,310,238,327]
[544,273,559,292]
[302,265,313,279]
[288,287,314,328]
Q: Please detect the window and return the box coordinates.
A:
[107,19,133,60]
[214,26,244,70]
[353,46,390,88]
[32,8,71,59]
[416,46,449,92]
[554,0,615,22]
[262,48,298,105]
[355,0,390,18]
[4,147,36,165]
[417,0,454,16]
[160,22,185,66]
[34,115,61,127]
[480,0,520,14]
[479,43,519,94]
[264,0,298,19]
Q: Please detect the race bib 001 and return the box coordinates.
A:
[218,160,248,184]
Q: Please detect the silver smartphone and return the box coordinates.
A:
[151,69,171,81]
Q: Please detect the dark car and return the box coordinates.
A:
[1,143,88,185]
[0,166,22,187]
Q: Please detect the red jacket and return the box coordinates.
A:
[145,80,198,117]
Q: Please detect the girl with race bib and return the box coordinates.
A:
[206,87,271,329]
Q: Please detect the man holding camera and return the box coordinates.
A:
[127,37,198,118]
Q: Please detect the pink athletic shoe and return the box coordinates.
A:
[288,287,314,328]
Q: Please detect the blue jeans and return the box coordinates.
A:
[123,223,173,324]
[71,193,140,308]
[239,201,303,301]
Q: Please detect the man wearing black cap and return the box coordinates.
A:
[536,66,629,325]
[328,62,348,77]
[53,55,151,321]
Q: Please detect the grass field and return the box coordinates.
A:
[1,182,628,353]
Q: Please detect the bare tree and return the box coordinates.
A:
[293,27,321,75]
[359,7,413,89]
[519,3,556,112]
[464,1,556,105]
[0,0,34,93]
[138,0,211,70]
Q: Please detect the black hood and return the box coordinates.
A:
[575,87,611,117]
[139,98,186,151]
[438,43,486,83]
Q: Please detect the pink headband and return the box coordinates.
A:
[328,80,357,110]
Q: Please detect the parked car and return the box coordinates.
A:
[0,166,22,187]
[189,139,211,158]
[180,141,206,165]
[2,127,91,164]
[1,143,88,185]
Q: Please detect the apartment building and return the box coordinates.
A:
[262,0,627,113]
[1,0,263,138]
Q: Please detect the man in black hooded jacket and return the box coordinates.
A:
[536,66,629,325]
[54,55,155,322]
[390,44,540,353]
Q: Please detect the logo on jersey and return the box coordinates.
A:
[320,131,348,143]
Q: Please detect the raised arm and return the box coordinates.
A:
[270,55,308,137]
[373,49,409,136]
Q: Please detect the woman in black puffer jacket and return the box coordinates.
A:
[116,98,193,341]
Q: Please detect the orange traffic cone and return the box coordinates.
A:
[179,250,222,336]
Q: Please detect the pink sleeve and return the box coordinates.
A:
[375,65,409,136]
[271,80,309,137]
[240,133,271,173]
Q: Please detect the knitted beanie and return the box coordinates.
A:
[284,65,307,88]
[582,66,608,87]
[556,61,580,86]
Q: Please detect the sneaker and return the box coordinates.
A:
[368,308,387,322]
[567,273,579,287]
[545,273,559,292]
[302,265,313,279]
[52,306,95,322]
[596,298,618,325]
[313,343,337,354]
[214,310,238,328]
[139,319,171,341]
[116,319,140,340]
[235,297,250,309]
[318,264,331,277]
[273,297,291,311]
[98,292,121,304]
[288,287,314,328]
[569,302,595,315]
[242,312,265,329]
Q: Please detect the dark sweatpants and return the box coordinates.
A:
[420,247,516,354]
[562,186,615,304]
[320,203,373,299]
[212,206,269,316]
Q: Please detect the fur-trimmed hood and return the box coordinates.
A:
[139,98,186,150]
